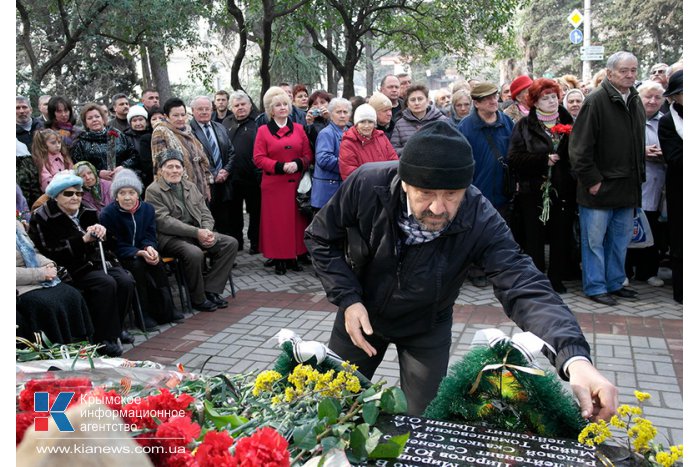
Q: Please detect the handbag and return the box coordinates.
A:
[629,208,654,249]
[296,171,314,220]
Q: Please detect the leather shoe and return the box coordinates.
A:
[139,315,159,332]
[610,287,638,299]
[588,293,618,306]
[192,299,218,312]
[275,260,287,275]
[287,259,303,272]
[206,292,228,308]
[99,339,123,357]
[549,279,567,294]
[119,330,135,345]
[264,258,275,267]
[171,312,185,323]
[470,275,488,288]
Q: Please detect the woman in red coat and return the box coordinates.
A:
[254,87,313,275]
[339,104,398,180]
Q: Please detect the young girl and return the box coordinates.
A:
[32,129,74,192]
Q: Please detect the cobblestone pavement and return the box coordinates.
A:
[124,248,683,445]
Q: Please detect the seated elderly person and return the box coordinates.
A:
[29,171,136,357]
[145,149,238,312]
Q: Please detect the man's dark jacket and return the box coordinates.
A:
[16,118,44,150]
[190,119,236,201]
[222,112,260,183]
[569,78,645,208]
[304,161,590,379]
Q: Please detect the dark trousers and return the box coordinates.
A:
[209,185,236,238]
[328,311,452,416]
[73,267,135,342]
[120,257,176,324]
[625,210,664,281]
[547,197,578,282]
[231,180,261,250]
[513,191,546,272]
[161,235,238,304]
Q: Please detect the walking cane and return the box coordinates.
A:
[93,233,108,274]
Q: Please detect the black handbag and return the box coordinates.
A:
[296,170,314,220]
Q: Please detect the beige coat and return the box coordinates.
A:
[16,221,55,296]
[144,177,215,250]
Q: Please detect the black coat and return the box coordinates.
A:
[16,118,44,151]
[569,79,645,208]
[223,113,261,183]
[304,161,590,379]
[190,120,236,201]
[29,200,119,279]
[508,106,576,201]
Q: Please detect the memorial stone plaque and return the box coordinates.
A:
[369,415,600,467]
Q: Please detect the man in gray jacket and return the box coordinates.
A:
[145,149,238,312]
[306,121,618,418]
[569,51,646,306]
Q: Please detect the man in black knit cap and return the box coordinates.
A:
[305,121,618,418]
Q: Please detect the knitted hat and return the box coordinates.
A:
[510,75,534,99]
[126,105,148,123]
[110,168,143,198]
[399,121,474,190]
[353,104,377,124]
[368,92,392,111]
[470,82,499,99]
[157,148,185,168]
[663,69,682,97]
[46,170,83,199]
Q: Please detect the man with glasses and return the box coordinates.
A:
[649,63,669,88]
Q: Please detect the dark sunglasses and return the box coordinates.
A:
[61,190,84,198]
[651,69,666,75]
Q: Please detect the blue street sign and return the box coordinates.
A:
[570,29,583,45]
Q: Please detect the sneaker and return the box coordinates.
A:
[622,277,630,287]
[647,276,664,287]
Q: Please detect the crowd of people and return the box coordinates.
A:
[15,52,683,360]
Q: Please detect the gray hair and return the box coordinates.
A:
[39,95,51,104]
[16,95,30,106]
[230,90,252,104]
[327,97,351,114]
[190,96,212,109]
[636,80,665,95]
[606,51,637,71]
[111,93,129,106]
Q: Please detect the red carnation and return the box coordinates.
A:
[231,426,290,467]
[18,377,93,411]
[195,431,235,467]
[16,412,40,446]
[550,123,573,135]
[155,416,201,449]
[108,129,119,138]
[163,451,197,467]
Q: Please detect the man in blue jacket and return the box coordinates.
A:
[305,121,617,418]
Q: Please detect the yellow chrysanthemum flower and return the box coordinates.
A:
[578,420,611,447]
[610,415,626,429]
[253,370,283,396]
[628,417,657,452]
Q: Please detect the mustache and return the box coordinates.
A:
[418,210,449,220]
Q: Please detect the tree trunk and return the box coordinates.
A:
[139,44,152,89]
[365,33,375,96]
[148,42,172,102]
[259,16,273,109]
[325,29,337,96]
[227,0,247,91]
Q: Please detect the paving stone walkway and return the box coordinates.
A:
[124,249,683,445]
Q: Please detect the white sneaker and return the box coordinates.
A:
[647,276,664,287]
[623,277,630,287]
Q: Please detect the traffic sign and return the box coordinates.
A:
[567,9,584,28]
[580,45,604,54]
[580,53,604,61]
[569,29,583,45]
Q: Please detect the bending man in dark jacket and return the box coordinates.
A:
[305,121,617,417]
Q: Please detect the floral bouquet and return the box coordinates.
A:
[540,123,573,224]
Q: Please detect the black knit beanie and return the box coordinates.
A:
[398,121,474,189]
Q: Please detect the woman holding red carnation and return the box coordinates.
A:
[507,78,578,293]
[70,102,140,182]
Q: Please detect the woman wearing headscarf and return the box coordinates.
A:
[563,89,585,121]
[17,219,93,344]
[29,171,136,357]
[253,87,313,275]
[508,78,577,294]
[74,161,112,215]
[100,169,183,329]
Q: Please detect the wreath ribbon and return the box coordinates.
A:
[468,349,546,395]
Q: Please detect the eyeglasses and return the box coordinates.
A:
[61,190,84,198]
[651,69,667,75]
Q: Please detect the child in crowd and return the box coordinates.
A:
[32,129,74,192]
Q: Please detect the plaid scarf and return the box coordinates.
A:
[396,193,449,246]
